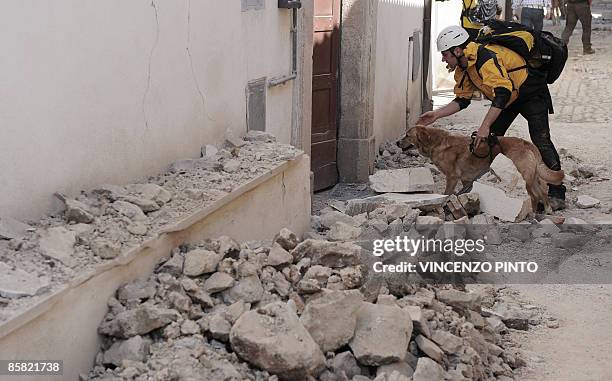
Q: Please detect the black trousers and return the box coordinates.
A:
[489,83,564,197]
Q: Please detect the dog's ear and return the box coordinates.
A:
[415,126,432,148]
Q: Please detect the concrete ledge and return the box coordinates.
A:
[0,154,311,381]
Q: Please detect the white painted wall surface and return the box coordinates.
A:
[373,0,424,148]
[0,0,295,220]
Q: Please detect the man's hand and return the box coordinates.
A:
[417,111,438,126]
[475,124,491,149]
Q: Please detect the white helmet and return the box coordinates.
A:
[436,25,470,52]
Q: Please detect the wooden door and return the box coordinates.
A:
[311,0,341,191]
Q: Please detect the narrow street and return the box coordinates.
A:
[433,15,612,381]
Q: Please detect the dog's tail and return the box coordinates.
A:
[537,164,564,185]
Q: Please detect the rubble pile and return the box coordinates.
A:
[88,229,527,381]
[0,131,300,321]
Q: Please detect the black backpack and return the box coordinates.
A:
[476,20,568,84]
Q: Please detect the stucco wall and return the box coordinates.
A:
[373,0,424,148]
[0,0,301,220]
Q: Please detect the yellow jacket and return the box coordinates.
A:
[454,42,529,108]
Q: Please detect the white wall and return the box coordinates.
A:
[0,0,297,220]
[373,0,424,148]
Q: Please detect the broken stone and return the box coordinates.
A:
[457,193,480,216]
[125,183,172,205]
[112,201,147,221]
[169,158,222,173]
[180,319,200,335]
[202,144,218,157]
[117,280,156,303]
[223,159,241,173]
[339,266,366,289]
[267,243,294,267]
[303,265,332,286]
[369,168,434,193]
[403,305,431,338]
[346,194,448,216]
[332,351,361,380]
[328,222,362,241]
[414,335,444,363]
[229,302,325,380]
[532,219,561,238]
[99,304,178,338]
[126,222,148,236]
[183,249,221,276]
[576,195,600,209]
[92,184,127,201]
[120,196,160,213]
[291,239,364,268]
[0,262,50,299]
[431,330,463,354]
[91,237,122,259]
[552,232,589,250]
[224,275,264,304]
[412,357,445,381]
[471,181,531,222]
[168,291,192,313]
[158,252,184,275]
[320,211,357,229]
[349,303,413,366]
[244,130,276,142]
[490,154,524,185]
[377,362,415,379]
[39,226,77,267]
[209,314,232,341]
[0,216,31,241]
[273,228,300,251]
[300,289,364,352]
[203,272,235,293]
[57,195,95,224]
[436,289,480,310]
[415,216,443,225]
[102,335,151,367]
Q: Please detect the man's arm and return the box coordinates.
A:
[475,106,503,148]
[416,100,462,126]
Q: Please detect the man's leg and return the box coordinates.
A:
[562,3,579,44]
[533,9,545,31]
[520,94,566,208]
[521,8,537,29]
[576,2,593,52]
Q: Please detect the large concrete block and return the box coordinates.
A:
[471,181,531,222]
[369,168,434,193]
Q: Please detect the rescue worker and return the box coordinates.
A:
[461,0,484,40]
[417,25,566,210]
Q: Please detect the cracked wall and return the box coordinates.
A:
[0,0,299,220]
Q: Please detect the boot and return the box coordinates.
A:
[548,184,566,211]
[584,47,596,55]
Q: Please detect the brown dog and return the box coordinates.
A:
[398,125,565,214]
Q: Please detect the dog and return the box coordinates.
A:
[398,125,565,214]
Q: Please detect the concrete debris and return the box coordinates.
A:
[230,302,325,380]
[0,216,32,241]
[0,262,50,299]
[349,303,413,366]
[576,195,600,208]
[273,228,300,251]
[471,181,531,222]
[202,144,218,158]
[244,130,277,142]
[300,290,363,352]
[183,249,221,276]
[369,167,435,193]
[346,193,448,216]
[328,221,362,241]
[412,357,445,381]
[90,232,531,381]
[457,192,480,216]
[55,194,96,224]
[112,200,147,221]
[90,237,122,259]
[38,226,77,267]
[169,157,222,173]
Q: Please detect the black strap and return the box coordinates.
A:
[469,131,501,163]
[508,64,528,73]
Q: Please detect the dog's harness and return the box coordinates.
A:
[469,131,501,164]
